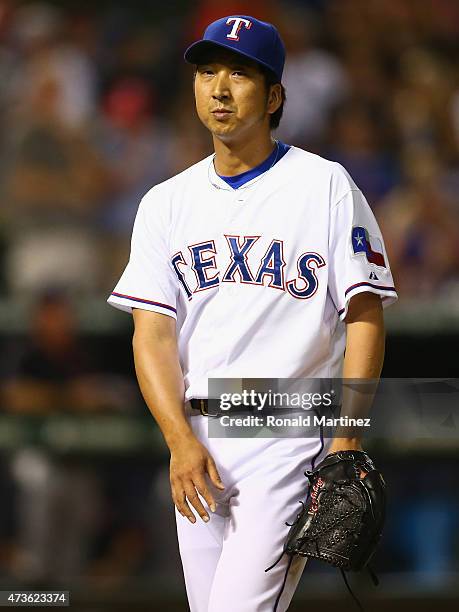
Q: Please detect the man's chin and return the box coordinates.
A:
[210,125,239,141]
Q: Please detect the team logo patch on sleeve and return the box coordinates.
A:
[351,226,386,268]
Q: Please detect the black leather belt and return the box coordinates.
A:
[189,399,314,417]
[189,399,260,416]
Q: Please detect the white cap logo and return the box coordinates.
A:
[225,17,252,41]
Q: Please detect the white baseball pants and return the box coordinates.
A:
[175,414,327,612]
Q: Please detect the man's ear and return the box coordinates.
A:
[268,83,282,115]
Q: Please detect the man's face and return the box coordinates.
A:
[194,49,275,142]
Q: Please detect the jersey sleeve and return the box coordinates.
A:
[328,177,398,321]
[107,192,178,319]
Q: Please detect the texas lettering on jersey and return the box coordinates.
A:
[171,234,326,300]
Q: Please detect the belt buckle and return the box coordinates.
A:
[199,399,218,418]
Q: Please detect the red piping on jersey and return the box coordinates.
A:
[111,292,177,313]
[337,282,397,316]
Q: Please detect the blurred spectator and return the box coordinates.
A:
[379,145,459,297]
[392,47,457,157]
[94,76,175,235]
[9,447,102,584]
[326,101,400,205]
[3,71,107,221]
[277,7,350,147]
[9,2,97,129]
[0,19,108,293]
[2,288,138,413]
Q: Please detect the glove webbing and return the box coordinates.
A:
[295,483,364,565]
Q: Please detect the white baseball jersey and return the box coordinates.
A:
[108,146,397,398]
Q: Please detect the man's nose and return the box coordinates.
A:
[212,71,230,99]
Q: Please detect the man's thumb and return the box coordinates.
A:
[207,457,225,489]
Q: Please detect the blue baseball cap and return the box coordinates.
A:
[184,15,285,82]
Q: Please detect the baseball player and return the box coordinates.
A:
[107,15,397,612]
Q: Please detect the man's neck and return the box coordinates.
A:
[212,133,276,177]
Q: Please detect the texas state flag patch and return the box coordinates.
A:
[351,226,386,268]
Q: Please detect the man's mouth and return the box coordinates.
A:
[212,109,233,117]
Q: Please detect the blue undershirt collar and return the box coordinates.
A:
[217,141,290,189]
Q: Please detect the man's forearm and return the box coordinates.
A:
[343,313,385,381]
[132,318,192,450]
[132,309,224,522]
[330,293,385,450]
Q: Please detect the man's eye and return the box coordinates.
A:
[233,71,245,76]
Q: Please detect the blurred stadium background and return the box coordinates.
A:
[0,0,458,610]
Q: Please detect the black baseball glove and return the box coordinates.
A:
[284,450,386,571]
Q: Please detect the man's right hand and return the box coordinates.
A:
[170,436,225,523]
